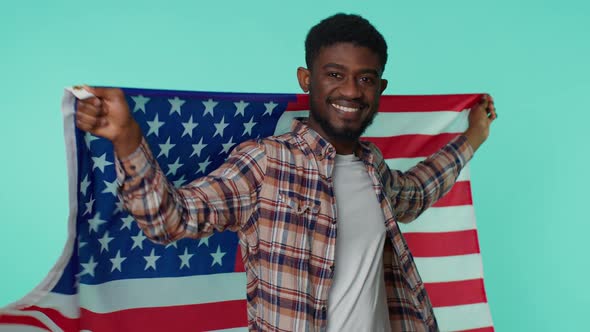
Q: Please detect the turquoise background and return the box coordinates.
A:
[1,0,589,330]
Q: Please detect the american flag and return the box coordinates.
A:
[0,88,494,331]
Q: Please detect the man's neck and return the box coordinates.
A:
[329,139,358,155]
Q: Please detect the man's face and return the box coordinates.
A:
[298,43,388,144]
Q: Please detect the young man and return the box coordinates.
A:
[76,13,495,332]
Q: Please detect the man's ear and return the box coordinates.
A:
[380,79,388,94]
[297,67,311,93]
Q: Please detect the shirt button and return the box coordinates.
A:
[322,306,327,312]
[329,265,335,271]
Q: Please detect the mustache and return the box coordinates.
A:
[326,97,368,109]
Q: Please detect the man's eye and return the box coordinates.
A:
[328,72,342,78]
[360,76,375,84]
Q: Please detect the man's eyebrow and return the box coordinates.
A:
[322,63,380,76]
[323,63,346,71]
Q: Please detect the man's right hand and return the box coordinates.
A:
[76,86,143,158]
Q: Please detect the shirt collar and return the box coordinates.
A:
[290,118,375,164]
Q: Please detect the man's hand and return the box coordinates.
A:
[75,86,143,158]
[463,94,497,152]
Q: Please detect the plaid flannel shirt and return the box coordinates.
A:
[117,119,473,331]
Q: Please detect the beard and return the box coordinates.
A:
[309,98,377,142]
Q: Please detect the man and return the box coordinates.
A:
[76,13,495,332]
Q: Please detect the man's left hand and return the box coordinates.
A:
[464,94,497,151]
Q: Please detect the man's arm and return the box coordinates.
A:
[76,87,266,243]
[385,94,496,223]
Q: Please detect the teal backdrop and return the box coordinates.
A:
[1,1,589,330]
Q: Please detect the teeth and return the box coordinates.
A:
[331,103,360,113]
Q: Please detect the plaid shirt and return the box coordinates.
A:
[117,119,473,332]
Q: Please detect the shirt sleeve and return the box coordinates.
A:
[384,134,474,223]
[115,137,267,244]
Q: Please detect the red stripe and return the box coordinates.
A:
[364,133,461,159]
[378,94,482,113]
[404,229,481,257]
[20,305,77,331]
[286,94,310,111]
[14,300,248,331]
[79,300,247,331]
[0,312,50,330]
[433,181,473,207]
[425,279,488,307]
[286,93,482,112]
[457,327,495,332]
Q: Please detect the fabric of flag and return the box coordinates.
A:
[0,87,494,332]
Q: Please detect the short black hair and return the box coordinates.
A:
[305,13,388,73]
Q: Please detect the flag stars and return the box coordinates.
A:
[98,231,114,253]
[147,114,165,137]
[102,179,118,196]
[234,100,249,117]
[182,116,199,138]
[78,235,87,251]
[178,247,194,269]
[263,101,278,116]
[198,234,212,247]
[92,153,113,173]
[243,117,257,136]
[220,137,236,154]
[131,95,150,113]
[80,256,98,277]
[131,230,147,250]
[213,116,229,137]
[84,132,99,150]
[202,98,218,116]
[191,138,207,158]
[166,158,183,176]
[88,212,107,234]
[210,245,226,267]
[198,156,212,174]
[168,96,186,115]
[143,248,161,271]
[83,195,95,216]
[120,215,135,231]
[110,250,127,272]
[173,175,187,188]
[114,200,125,215]
[158,137,176,158]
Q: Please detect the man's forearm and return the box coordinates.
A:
[113,121,143,159]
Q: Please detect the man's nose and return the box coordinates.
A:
[338,77,362,99]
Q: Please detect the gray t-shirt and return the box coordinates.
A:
[326,154,391,332]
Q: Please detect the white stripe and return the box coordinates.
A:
[385,158,471,182]
[399,205,476,233]
[33,292,79,319]
[0,309,63,332]
[368,110,469,137]
[31,273,247,318]
[274,110,307,135]
[77,273,246,313]
[434,303,493,331]
[274,110,469,137]
[414,254,484,283]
